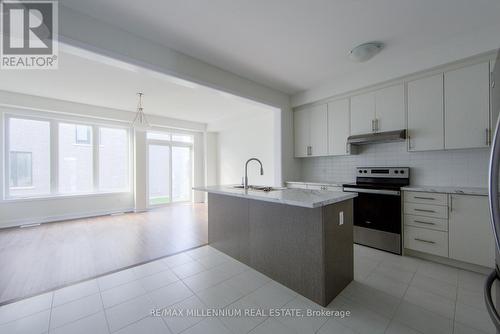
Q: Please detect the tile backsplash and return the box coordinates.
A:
[300,142,489,187]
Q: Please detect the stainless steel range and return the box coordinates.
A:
[343,167,410,255]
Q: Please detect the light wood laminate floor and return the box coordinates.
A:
[0,203,207,305]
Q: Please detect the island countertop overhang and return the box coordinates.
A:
[193,185,357,208]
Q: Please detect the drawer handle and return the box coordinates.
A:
[414,208,436,213]
[413,220,436,225]
[414,196,435,200]
[414,238,436,244]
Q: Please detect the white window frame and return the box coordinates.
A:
[3,111,132,201]
[146,130,193,208]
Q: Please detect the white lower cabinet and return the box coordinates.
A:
[404,202,448,219]
[404,191,495,268]
[404,226,448,257]
[405,214,448,232]
[449,194,495,268]
[404,192,449,258]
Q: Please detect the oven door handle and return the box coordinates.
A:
[343,187,400,196]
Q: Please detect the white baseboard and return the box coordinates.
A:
[404,248,492,275]
[0,208,135,230]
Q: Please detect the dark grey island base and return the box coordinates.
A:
[207,192,354,306]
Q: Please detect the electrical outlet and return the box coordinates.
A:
[339,211,344,225]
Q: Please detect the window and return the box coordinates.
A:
[5,115,130,199]
[59,123,93,194]
[147,132,171,141]
[99,127,129,191]
[7,118,50,197]
[171,134,193,143]
[75,125,91,144]
[9,152,32,187]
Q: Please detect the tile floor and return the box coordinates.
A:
[0,244,495,334]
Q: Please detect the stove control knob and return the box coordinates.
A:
[359,170,362,173]
[363,170,367,173]
[394,170,399,174]
[400,170,405,174]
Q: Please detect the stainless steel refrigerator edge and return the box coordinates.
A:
[485,48,500,333]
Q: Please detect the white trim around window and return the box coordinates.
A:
[2,110,133,201]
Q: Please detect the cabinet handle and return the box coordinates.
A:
[450,196,453,212]
[375,118,379,132]
[413,220,436,225]
[414,238,436,244]
[414,196,435,200]
[371,119,375,132]
[408,135,412,150]
[414,208,435,213]
[346,142,349,154]
[307,146,312,156]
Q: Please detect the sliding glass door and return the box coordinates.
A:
[147,132,193,207]
[148,144,171,205]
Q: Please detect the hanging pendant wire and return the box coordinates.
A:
[131,92,150,128]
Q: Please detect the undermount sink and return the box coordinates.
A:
[230,185,284,192]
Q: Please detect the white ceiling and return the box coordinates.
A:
[61,0,500,95]
[0,49,276,129]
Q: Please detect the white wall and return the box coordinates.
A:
[300,142,489,188]
[192,132,205,202]
[205,132,218,186]
[0,91,206,228]
[0,193,134,227]
[215,112,277,187]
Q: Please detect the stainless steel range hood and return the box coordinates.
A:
[347,129,406,145]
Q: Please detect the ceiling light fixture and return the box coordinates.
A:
[349,42,384,63]
[131,92,150,129]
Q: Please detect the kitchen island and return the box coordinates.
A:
[193,185,357,306]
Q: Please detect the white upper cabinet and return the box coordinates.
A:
[350,84,404,135]
[449,194,495,268]
[309,104,328,157]
[444,62,490,149]
[294,108,310,158]
[350,91,375,135]
[294,104,328,157]
[327,99,350,156]
[375,84,405,132]
[407,74,444,151]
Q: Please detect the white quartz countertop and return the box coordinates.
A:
[193,185,357,208]
[286,181,348,187]
[402,185,488,196]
